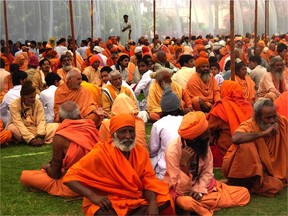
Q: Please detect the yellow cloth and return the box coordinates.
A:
[81,81,102,107]
[82,66,102,86]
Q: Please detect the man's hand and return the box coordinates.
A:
[180,147,194,174]
[146,201,159,216]
[185,191,203,202]
[89,194,112,211]
[29,138,43,147]
[36,137,44,145]
[94,108,108,118]
[262,123,278,137]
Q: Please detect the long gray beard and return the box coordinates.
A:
[63,65,72,71]
[200,73,211,83]
[258,121,273,131]
[274,71,283,82]
[112,133,136,152]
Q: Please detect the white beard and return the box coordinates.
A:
[112,133,136,152]
[200,73,211,83]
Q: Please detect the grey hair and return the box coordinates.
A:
[110,70,121,79]
[267,56,284,72]
[59,100,80,121]
[66,68,81,80]
[253,98,275,120]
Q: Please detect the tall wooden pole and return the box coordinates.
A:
[90,0,94,40]
[254,0,258,48]
[264,0,269,45]
[230,0,235,81]
[69,0,77,66]
[189,0,192,36]
[153,0,156,44]
[3,0,10,63]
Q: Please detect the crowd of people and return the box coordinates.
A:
[0,30,287,215]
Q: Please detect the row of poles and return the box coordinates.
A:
[3,0,270,81]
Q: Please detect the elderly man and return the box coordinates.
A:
[6,80,58,146]
[54,68,105,126]
[149,86,184,180]
[20,101,99,197]
[222,99,287,196]
[164,112,250,215]
[82,55,102,86]
[186,57,221,112]
[154,51,177,73]
[57,54,74,83]
[63,113,174,216]
[257,56,288,101]
[147,69,193,122]
[207,81,253,167]
[101,70,137,118]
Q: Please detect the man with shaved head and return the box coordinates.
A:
[21,101,100,197]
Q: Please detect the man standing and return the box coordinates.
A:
[20,101,100,197]
[222,98,287,197]
[63,113,174,216]
[120,15,132,46]
[164,112,250,215]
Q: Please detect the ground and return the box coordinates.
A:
[1,126,287,215]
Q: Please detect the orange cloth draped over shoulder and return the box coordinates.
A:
[20,119,99,197]
[63,141,173,216]
[99,93,146,147]
[54,83,99,124]
[274,91,288,119]
[81,81,102,107]
[234,76,255,104]
[0,119,12,145]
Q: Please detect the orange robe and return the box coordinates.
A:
[234,75,255,104]
[63,141,173,216]
[56,68,69,83]
[0,119,12,145]
[99,93,146,147]
[81,81,102,107]
[54,83,100,125]
[186,73,221,111]
[222,115,287,196]
[207,81,253,166]
[274,91,288,119]
[20,119,99,197]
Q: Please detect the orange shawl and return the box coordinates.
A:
[81,81,102,107]
[54,83,98,122]
[235,75,255,103]
[63,142,172,216]
[274,91,288,119]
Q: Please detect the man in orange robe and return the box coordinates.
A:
[54,68,106,126]
[20,101,100,197]
[99,93,146,148]
[63,113,174,216]
[82,55,102,87]
[274,91,288,119]
[81,74,102,107]
[222,98,287,196]
[163,112,250,216]
[186,57,221,112]
[0,118,12,145]
[207,81,253,167]
[56,54,75,83]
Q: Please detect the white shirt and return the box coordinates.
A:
[149,115,183,180]
[134,70,153,98]
[172,66,195,89]
[249,65,267,90]
[39,85,57,123]
[77,46,87,59]
[54,45,68,58]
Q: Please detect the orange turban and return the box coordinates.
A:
[196,45,205,52]
[111,93,139,116]
[110,113,135,135]
[199,51,208,58]
[90,55,100,66]
[257,40,266,48]
[174,45,182,53]
[194,57,209,68]
[178,111,209,140]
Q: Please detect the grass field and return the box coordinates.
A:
[1,131,287,215]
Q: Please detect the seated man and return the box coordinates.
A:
[99,93,146,148]
[54,68,106,126]
[163,112,250,215]
[101,70,137,118]
[63,113,174,216]
[20,101,100,197]
[7,80,58,146]
[82,55,102,87]
[147,69,192,122]
[81,74,102,107]
[186,57,221,112]
[207,80,253,167]
[40,72,61,123]
[149,86,184,180]
[154,50,177,73]
[222,98,287,196]
[257,56,288,101]
[56,54,74,83]
[32,58,51,94]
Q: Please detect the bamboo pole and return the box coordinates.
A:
[3,0,10,63]
[264,0,269,45]
[69,0,77,66]
[254,0,258,48]
[153,0,156,46]
[90,0,93,40]
[189,0,192,36]
[230,0,235,81]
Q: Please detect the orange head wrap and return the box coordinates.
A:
[257,40,266,48]
[196,45,206,52]
[111,93,139,116]
[221,80,244,99]
[199,51,208,58]
[178,111,209,140]
[110,113,135,135]
[90,55,100,66]
[194,57,209,68]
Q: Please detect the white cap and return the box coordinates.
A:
[134,46,143,54]
[93,46,104,53]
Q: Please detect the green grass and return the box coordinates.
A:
[1,136,287,215]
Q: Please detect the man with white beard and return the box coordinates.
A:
[56,54,74,83]
[257,56,288,101]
